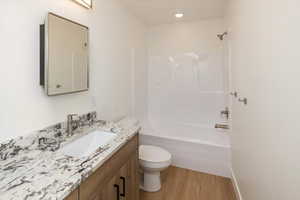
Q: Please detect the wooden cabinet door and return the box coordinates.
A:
[118,160,130,200]
[128,150,140,200]
[115,151,139,200]
[65,189,79,200]
[100,175,120,200]
[85,176,118,200]
[102,153,138,200]
[88,192,102,200]
[77,135,139,200]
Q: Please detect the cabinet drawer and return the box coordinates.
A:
[79,134,138,200]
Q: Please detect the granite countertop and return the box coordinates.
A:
[0,113,140,200]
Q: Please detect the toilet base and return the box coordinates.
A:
[140,171,161,192]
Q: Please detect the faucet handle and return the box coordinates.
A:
[68,114,78,117]
[67,114,78,120]
[38,137,46,145]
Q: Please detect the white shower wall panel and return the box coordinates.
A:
[148,48,227,127]
[147,19,228,131]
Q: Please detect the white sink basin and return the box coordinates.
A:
[60,130,117,158]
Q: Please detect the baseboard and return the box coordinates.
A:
[231,168,243,200]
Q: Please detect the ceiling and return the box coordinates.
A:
[119,0,228,26]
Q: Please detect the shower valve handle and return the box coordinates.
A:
[238,98,248,105]
[220,107,230,119]
[230,91,238,98]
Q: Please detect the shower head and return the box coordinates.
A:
[217,32,228,41]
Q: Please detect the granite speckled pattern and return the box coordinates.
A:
[0,112,140,200]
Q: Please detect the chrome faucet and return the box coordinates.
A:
[67,114,79,136]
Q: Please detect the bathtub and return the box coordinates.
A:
[139,120,231,178]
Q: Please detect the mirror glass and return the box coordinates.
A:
[41,13,89,96]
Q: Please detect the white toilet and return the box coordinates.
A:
[139,145,172,192]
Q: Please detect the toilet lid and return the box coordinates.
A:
[139,145,171,163]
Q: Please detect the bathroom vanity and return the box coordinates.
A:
[0,113,140,200]
[66,135,139,200]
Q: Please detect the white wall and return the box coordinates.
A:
[132,37,148,122]
[146,19,228,134]
[0,0,147,142]
[226,0,300,199]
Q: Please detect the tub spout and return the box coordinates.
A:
[215,124,229,130]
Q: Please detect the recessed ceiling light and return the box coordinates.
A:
[72,0,92,9]
[175,13,184,18]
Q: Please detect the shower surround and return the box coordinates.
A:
[140,18,231,177]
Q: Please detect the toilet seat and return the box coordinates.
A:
[139,145,171,163]
[139,159,171,170]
